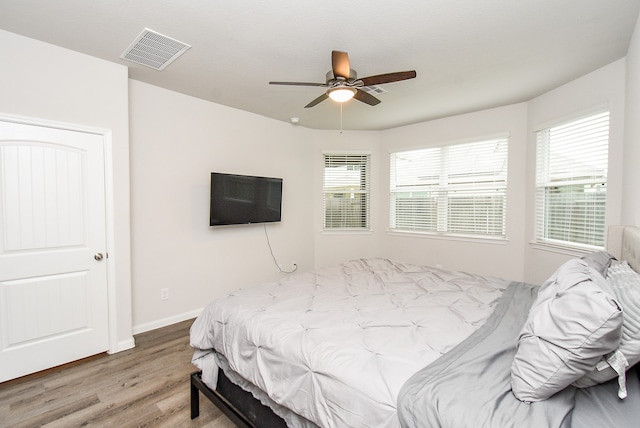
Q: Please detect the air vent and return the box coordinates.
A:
[361,85,387,95]
[120,28,191,71]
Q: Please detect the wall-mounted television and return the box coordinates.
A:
[210,172,283,226]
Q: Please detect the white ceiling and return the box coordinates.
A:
[1,0,639,131]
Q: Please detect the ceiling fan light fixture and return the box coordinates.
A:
[327,86,357,103]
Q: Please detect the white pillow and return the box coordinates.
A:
[511,258,623,402]
[574,261,640,388]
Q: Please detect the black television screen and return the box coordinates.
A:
[210,172,283,226]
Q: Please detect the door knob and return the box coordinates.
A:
[94,253,104,261]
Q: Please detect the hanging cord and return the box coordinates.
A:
[264,224,297,274]
[340,103,344,134]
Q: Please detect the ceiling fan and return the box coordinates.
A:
[269,51,417,108]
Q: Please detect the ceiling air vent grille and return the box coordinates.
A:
[361,85,387,95]
[120,28,191,71]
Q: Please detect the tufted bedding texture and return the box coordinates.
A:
[190,258,510,428]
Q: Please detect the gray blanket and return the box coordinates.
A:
[397,282,640,428]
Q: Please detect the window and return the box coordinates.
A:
[535,111,609,249]
[390,136,508,238]
[323,153,370,230]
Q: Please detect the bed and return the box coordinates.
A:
[190,225,640,427]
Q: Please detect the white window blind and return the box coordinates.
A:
[323,153,370,230]
[535,111,609,248]
[390,137,508,238]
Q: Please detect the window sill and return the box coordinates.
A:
[387,229,508,245]
[529,240,603,257]
[321,229,373,235]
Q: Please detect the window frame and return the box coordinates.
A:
[533,109,610,252]
[322,152,371,232]
[389,135,509,240]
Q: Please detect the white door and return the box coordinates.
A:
[0,120,109,382]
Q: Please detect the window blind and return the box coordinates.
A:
[390,137,508,238]
[323,154,370,230]
[535,111,609,248]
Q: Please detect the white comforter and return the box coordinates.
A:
[190,258,509,428]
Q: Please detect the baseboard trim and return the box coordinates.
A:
[132,308,203,335]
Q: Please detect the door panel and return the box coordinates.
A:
[4,272,89,345]
[2,143,84,250]
[0,120,108,382]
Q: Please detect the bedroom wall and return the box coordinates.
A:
[368,59,626,285]
[128,81,315,332]
[523,59,627,285]
[376,104,529,281]
[0,30,134,351]
[622,11,640,226]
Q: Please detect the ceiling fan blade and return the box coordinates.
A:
[360,70,417,86]
[305,93,329,108]
[332,51,351,79]
[353,89,381,106]
[269,81,327,87]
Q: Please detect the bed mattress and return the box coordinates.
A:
[190,258,510,427]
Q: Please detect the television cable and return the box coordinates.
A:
[264,224,298,274]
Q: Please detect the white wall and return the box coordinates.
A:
[0,30,134,351]
[128,81,315,331]
[524,59,627,285]
[377,104,529,281]
[623,12,640,225]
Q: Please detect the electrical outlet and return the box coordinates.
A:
[277,262,298,273]
[160,288,169,300]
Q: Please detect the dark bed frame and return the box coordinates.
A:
[190,370,288,427]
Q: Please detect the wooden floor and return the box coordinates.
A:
[0,319,236,428]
